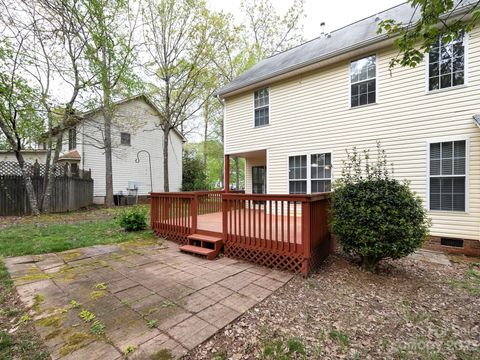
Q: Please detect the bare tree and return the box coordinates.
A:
[142,0,224,192]
[0,26,43,214]
[26,0,92,212]
[80,0,139,206]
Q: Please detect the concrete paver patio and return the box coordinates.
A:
[4,239,293,359]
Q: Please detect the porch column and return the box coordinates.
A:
[224,154,230,192]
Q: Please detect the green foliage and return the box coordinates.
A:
[0,39,44,151]
[331,143,430,271]
[261,337,306,359]
[328,327,350,347]
[147,319,158,328]
[90,320,105,335]
[182,148,209,191]
[124,345,136,355]
[117,206,148,232]
[378,0,480,68]
[79,309,96,323]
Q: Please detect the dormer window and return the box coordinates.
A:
[254,87,269,127]
[350,55,376,107]
[68,127,76,150]
[428,34,465,91]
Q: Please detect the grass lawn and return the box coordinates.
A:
[0,218,155,257]
[0,260,49,360]
[0,205,156,359]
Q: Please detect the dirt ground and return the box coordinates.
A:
[187,252,480,360]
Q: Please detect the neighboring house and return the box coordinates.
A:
[216,1,480,256]
[52,94,185,204]
[0,150,48,164]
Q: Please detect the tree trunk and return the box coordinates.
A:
[41,135,63,212]
[163,127,170,192]
[14,151,40,216]
[103,105,114,207]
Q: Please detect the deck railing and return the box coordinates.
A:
[222,193,331,273]
[150,190,331,274]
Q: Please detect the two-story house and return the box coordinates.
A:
[216,1,480,256]
[56,94,185,204]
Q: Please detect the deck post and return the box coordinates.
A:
[191,193,198,234]
[302,200,311,275]
[224,154,230,192]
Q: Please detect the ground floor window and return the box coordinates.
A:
[429,139,467,212]
[289,152,332,194]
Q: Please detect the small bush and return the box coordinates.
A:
[117,206,148,232]
[331,143,430,271]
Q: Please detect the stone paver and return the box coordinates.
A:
[5,239,293,359]
[409,249,451,266]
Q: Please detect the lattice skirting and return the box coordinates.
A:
[154,229,188,245]
[224,242,307,274]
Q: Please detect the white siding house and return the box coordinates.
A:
[217,1,480,255]
[59,95,184,204]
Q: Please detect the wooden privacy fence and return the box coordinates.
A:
[0,161,93,215]
[151,191,331,274]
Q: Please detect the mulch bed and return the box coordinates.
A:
[187,252,480,359]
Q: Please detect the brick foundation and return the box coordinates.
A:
[424,236,480,257]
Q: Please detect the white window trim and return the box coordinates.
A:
[287,150,334,194]
[349,53,378,109]
[426,135,470,213]
[424,32,469,94]
[252,87,270,128]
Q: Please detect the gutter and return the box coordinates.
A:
[216,3,475,98]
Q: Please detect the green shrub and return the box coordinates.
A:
[330,143,430,271]
[117,206,148,232]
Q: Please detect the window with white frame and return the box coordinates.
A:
[289,153,332,194]
[289,155,307,194]
[428,34,465,91]
[254,87,269,127]
[429,140,466,212]
[311,153,332,192]
[350,55,376,107]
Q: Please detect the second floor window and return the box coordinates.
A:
[254,87,269,127]
[68,127,76,150]
[350,55,376,108]
[428,34,465,91]
[120,132,131,146]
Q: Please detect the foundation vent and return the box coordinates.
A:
[440,238,464,248]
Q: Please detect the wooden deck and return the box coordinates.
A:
[187,210,304,244]
[151,191,332,274]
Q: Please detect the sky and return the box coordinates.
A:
[207,0,406,41]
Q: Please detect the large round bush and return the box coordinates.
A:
[331,146,430,271]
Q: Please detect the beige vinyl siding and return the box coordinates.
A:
[225,27,480,241]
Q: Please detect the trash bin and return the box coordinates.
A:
[114,192,124,206]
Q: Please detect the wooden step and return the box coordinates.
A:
[180,245,217,260]
[187,234,223,244]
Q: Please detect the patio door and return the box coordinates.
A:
[252,166,266,194]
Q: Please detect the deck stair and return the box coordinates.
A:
[179,234,223,260]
